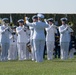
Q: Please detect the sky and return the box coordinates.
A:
[0,0,76,13]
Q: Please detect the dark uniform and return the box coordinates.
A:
[54,29,60,58]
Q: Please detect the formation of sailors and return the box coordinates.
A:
[0,13,76,62]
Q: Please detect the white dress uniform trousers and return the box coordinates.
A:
[0,25,12,61]
[69,48,75,59]
[8,34,17,60]
[29,27,35,61]
[59,24,73,60]
[26,21,49,62]
[45,24,57,60]
[16,26,29,60]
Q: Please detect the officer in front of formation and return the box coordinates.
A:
[0,18,12,61]
[59,18,73,60]
[26,13,49,62]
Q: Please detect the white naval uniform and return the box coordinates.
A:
[16,25,29,60]
[69,48,75,59]
[29,27,35,61]
[0,25,12,61]
[8,33,17,60]
[45,24,57,60]
[26,21,48,62]
[59,24,73,60]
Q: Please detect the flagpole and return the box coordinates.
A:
[10,14,14,26]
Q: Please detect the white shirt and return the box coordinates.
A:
[26,21,49,40]
[45,24,57,42]
[29,27,34,40]
[0,25,12,43]
[9,33,17,45]
[59,24,73,42]
[16,25,29,43]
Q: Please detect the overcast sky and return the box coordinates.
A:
[0,0,76,13]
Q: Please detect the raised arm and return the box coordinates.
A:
[16,28,23,34]
[26,20,35,27]
[0,27,8,34]
[58,26,68,34]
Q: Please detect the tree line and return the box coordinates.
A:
[0,14,76,35]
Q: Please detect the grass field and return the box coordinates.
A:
[0,57,76,75]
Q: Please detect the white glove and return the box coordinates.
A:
[44,19,47,22]
[44,19,48,24]
[25,17,30,20]
[65,26,69,30]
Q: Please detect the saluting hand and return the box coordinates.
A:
[25,17,29,20]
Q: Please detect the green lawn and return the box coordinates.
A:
[0,57,76,75]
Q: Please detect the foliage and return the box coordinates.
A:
[0,14,76,34]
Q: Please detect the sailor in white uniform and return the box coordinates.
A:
[59,18,73,60]
[8,26,17,60]
[16,19,29,60]
[29,15,38,61]
[26,14,49,62]
[0,18,12,61]
[45,18,57,60]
